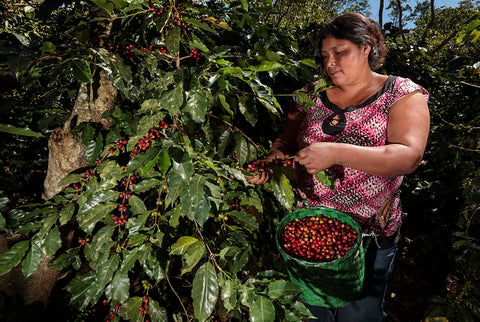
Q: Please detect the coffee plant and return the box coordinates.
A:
[0,0,326,320]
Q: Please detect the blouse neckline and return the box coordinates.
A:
[320,75,397,113]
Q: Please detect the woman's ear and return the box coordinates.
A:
[363,44,371,57]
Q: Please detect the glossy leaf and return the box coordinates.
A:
[271,172,294,210]
[22,241,41,278]
[107,271,130,303]
[250,296,275,322]
[184,88,208,123]
[0,124,44,138]
[170,236,199,256]
[59,202,75,226]
[266,280,303,298]
[148,300,168,321]
[65,272,99,310]
[192,261,219,322]
[42,225,61,257]
[181,240,206,275]
[119,296,143,321]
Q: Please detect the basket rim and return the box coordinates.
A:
[276,206,363,267]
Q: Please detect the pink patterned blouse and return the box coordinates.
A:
[295,76,429,237]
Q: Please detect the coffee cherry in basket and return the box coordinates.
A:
[281,215,358,262]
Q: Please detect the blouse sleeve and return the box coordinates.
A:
[391,77,429,105]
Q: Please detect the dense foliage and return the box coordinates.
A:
[0,0,479,321]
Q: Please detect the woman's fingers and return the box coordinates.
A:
[246,169,272,185]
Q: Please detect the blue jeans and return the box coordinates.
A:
[306,242,398,322]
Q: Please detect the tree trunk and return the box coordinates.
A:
[42,69,117,199]
[18,16,118,307]
[379,0,384,27]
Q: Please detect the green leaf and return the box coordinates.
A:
[65,272,99,310]
[132,178,161,194]
[266,280,303,298]
[250,296,275,322]
[119,296,143,321]
[220,278,238,311]
[120,247,139,273]
[42,225,61,257]
[96,253,120,289]
[98,160,123,190]
[0,124,44,138]
[49,248,80,271]
[78,202,117,233]
[22,242,41,278]
[170,236,199,255]
[69,59,92,83]
[234,134,249,166]
[190,32,210,52]
[192,262,219,322]
[248,61,284,72]
[271,172,294,210]
[315,170,334,189]
[161,82,184,115]
[227,210,258,231]
[58,173,83,186]
[148,300,168,322]
[194,197,210,228]
[301,58,317,69]
[181,240,206,275]
[184,88,208,123]
[218,94,233,116]
[165,26,181,57]
[127,145,161,173]
[107,271,130,303]
[85,225,115,262]
[142,251,165,282]
[126,211,150,234]
[240,0,248,11]
[90,0,114,15]
[156,150,171,175]
[59,203,76,226]
[128,195,147,215]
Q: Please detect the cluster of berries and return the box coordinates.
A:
[245,156,293,174]
[190,48,200,61]
[109,139,128,153]
[73,168,95,190]
[138,295,151,319]
[130,120,169,158]
[144,0,164,21]
[105,303,121,322]
[281,214,358,262]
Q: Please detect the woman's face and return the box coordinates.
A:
[320,34,370,86]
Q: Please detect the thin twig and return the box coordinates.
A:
[460,81,480,89]
[165,269,190,320]
[206,112,263,153]
[448,144,480,153]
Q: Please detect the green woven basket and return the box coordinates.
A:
[276,207,365,308]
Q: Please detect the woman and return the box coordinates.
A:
[247,13,430,321]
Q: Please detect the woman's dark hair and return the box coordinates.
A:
[314,13,387,78]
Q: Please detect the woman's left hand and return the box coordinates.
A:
[294,142,335,174]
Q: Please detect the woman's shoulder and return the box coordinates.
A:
[389,76,429,101]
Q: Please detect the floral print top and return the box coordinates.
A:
[294,76,429,237]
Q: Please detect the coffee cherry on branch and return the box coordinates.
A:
[280,214,358,263]
[190,48,200,61]
[245,155,293,174]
